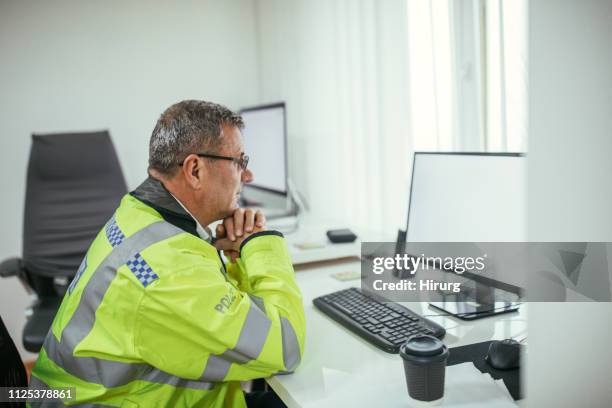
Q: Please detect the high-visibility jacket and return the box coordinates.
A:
[29,191,305,407]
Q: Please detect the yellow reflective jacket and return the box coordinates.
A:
[29,178,305,407]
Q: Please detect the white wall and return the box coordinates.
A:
[528,0,612,405]
[0,0,259,360]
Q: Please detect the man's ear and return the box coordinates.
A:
[181,154,205,189]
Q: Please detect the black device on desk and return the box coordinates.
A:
[313,288,445,353]
[326,229,357,243]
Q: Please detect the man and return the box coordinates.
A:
[29,100,305,407]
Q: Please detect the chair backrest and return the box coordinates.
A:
[0,315,28,388]
[22,131,127,290]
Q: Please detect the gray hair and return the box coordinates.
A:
[148,100,244,175]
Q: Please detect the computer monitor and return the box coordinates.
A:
[239,102,288,196]
[406,152,527,242]
[405,152,527,318]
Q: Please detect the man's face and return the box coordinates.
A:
[202,124,253,220]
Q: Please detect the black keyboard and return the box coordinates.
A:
[313,287,446,353]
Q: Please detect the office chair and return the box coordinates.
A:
[0,131,127,352]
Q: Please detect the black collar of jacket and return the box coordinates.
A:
[130,176,199,238]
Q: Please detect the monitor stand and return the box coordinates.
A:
[429,283,521,320]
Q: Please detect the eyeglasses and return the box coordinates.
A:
[180,152,249,171]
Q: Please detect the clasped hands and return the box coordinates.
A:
[214,208,266,262]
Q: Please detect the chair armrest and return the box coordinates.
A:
[0,257,24,278]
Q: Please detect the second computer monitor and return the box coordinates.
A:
[406,152,527,242]
[240,102,288,196]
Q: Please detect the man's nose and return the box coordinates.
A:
[242,168,254,183]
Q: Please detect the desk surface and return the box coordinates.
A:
[268,260,528,408]
[283,221,378,265]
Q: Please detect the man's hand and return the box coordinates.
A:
[222,208,266,241]
[215,224,240,262]
[215,208,266,262]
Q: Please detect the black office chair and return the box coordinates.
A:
[0,131,127,352]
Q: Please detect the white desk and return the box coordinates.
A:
[282,221,375,265]
[284,224,360,265]
[268,260,528,408]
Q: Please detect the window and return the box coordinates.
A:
[484,0,528,152]
[407,0,528,152]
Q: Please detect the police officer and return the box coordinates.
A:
[29,100,305,407]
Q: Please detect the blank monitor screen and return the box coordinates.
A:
[240,103,287,195]
[407,153,526,242]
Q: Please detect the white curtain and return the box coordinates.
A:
[256,0,413,232]
[253,0,527,231]
[407,0,528,153]
[484,0,528,152]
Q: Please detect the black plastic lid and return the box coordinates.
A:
[400,335,445,358]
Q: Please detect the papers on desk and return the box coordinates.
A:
[437,363,517,407]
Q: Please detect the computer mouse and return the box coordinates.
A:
[485,339,521,370]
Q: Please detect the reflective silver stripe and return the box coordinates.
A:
[236,300,272,358]
[44,332,149,388]
[44,332,215,390]
[43,220,215,391]
[200,300,272,381]
[248,294,266,313]
[29,376,110,407]
[61,221,182,351]
[141,368,215,390]
[28,376,108,408]
[29,375,113,407]
[28,376,64,408]
[281,317,301,372]
[200,354,232,382]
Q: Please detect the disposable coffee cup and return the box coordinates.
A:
[399,334,449,402]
